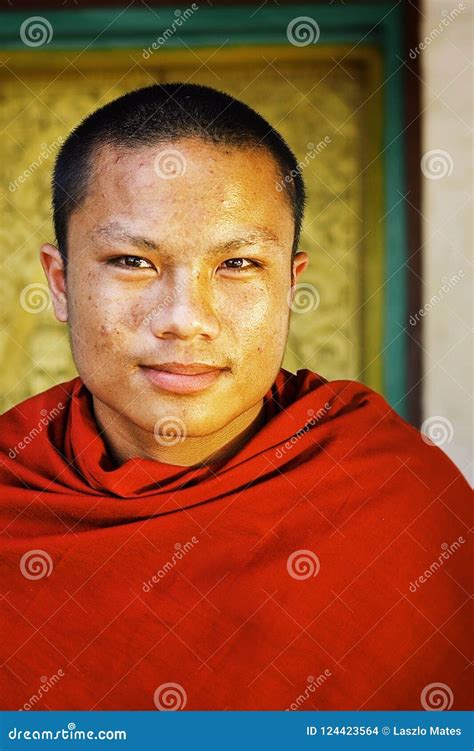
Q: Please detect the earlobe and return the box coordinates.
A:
[39,243,68,323]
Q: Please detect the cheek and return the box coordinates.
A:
[220,282,289,353]
[72,269,133,323]
[68,274,138,356]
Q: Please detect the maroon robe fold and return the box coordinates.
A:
[0,369,472,710]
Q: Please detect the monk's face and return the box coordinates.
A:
[45,139,308,437]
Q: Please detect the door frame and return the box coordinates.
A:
[1,3,413,419]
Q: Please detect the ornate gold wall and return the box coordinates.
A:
[0,46,383,413]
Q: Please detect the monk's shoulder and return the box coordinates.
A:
[318,376,471,495]
[0,377,79,456]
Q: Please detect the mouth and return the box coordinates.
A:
[140,362,228,394]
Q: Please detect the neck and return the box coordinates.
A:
[91,396,266,468]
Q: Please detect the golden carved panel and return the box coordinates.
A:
[0,47,382,413]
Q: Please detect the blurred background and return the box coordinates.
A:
[0,0,472,481]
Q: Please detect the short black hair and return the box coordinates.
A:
[52,82,306,264]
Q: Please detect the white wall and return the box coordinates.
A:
[419,0,472,483]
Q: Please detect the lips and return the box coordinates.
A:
[144,362,225,375]
[140,362,228,394]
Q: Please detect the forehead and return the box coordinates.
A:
[75,138,294,238]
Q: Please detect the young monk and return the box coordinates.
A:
[0,83,471,712]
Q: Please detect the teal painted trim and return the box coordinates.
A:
[0,2,409,417]
[2,5,393,50]
[381,4,408,419]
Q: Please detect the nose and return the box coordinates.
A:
[148,270,220,341]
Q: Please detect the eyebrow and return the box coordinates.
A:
[90,222,281,254]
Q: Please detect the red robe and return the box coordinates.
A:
[0,369,472,711]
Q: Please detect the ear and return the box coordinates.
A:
[39,243,68,322]
[291,251,309,289]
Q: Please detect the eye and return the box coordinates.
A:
[219,257,261,272]
[107,255,155,270]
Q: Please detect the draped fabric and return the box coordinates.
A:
[0,370,471,710]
